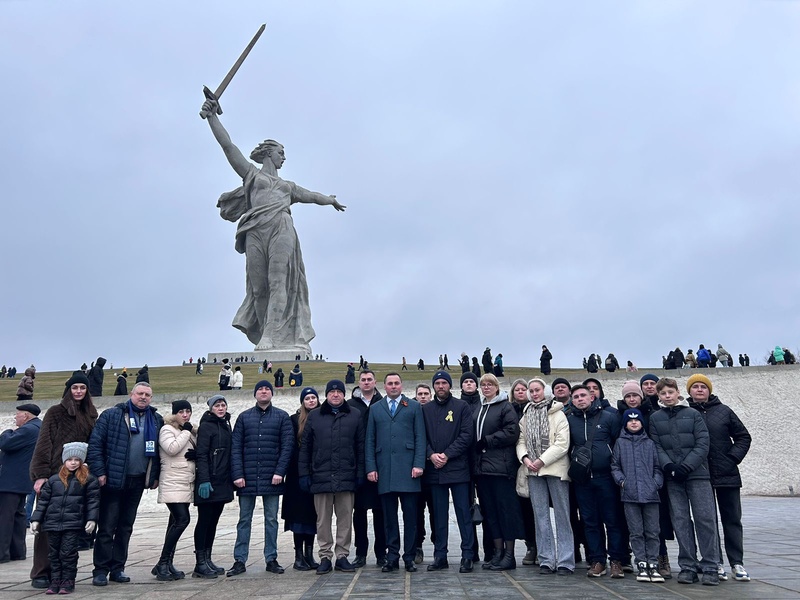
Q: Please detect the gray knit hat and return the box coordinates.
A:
[62,441,88,463]
[207,394,227,409]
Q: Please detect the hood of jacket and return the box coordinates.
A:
[688,394,722,412]
[480,390,509,406]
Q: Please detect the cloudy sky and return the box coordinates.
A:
[1,1,798,372]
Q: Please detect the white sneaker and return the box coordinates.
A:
[717,564,728,581]
[733,564,750,582]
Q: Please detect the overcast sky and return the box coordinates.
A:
[1,1,798,372]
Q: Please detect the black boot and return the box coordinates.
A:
[167,549,185,580]
[152,559,174,581]
[205,547,225,575]
[293,547,310,571]
[481,548,503,570]
[192,550,218,579]
[304,536,319,569]
[491,542,517,571]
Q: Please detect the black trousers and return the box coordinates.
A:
[476,475,524,541]
[714,487,744,566]
[353,483,386,559]
[160,503,191,560]
[381,492,418,564]
[0,492,27,562]
[415,484,435,548]
[194,502,225,552]
[48,530,81,581]
[92,476,145,575]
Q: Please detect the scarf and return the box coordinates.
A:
[524,398,552,459]
[127,400,158,456]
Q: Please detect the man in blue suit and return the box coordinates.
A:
[365,373,426,573]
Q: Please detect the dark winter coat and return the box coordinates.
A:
[347,391,383,509]
[87,357,106,397]
[31,471,100,532]
[460,356,470,373]
[345,365,356,384]
[30,396,98,481]
[587,355,599,373]
[473,392,519,478]
[114,375,128,396]
[87,402,163,489]
[194,410,234,504]
[16,368,35,399]
[0,417,41,493]
[481,351,493,375]
[566,398,622,477]
[281,411,318,526]
[540,348,552,375]
[299,400,365,494]
[422,394,473,485]
[673,349,685,368]
[135,367,149,383]
[366,395,426,494]
[230,403,293,495]
[649,400,710,481]
[687,395,751,488]
[460,390,481,411]
[274,370,284,387]
[611,430,663,503]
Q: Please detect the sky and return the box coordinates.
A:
[1,0,798,372]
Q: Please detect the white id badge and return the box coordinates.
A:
[146,440,155,454]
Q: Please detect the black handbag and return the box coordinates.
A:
[568,414,600,483]
[470,502,483,525]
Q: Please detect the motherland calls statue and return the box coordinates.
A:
[201,95,345,355]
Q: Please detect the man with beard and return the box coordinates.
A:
[422,372,475,573]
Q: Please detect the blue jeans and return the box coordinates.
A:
[233,494,280,563]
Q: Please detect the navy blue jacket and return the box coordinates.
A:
[0,417,41,493]
[422,394,473,485]
[566,399,621,477]
[611,430,663,503]
[231,403,293,495]
[87,403,163,489]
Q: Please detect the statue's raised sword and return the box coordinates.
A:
[199,23,266,119]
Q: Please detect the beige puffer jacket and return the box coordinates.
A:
[157,414,197,503]
[515,400,571,482]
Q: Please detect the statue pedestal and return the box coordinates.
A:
[206,349,312,364]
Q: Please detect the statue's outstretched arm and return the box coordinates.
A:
[292,185,346,212]
[201,98,250,179]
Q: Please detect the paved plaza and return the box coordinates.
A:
[1,496,798,599]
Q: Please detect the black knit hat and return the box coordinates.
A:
[325,380,346,396]
[254,380,273,396]
[551,377,571,392]
[460,372,478,386]
[171,399,192,414]
[432,370,452,387]
[65,372,90,389]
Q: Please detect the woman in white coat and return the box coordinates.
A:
[516,378,574,574]
[152,400,197,580]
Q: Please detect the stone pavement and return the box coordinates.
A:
[1,496,799,599]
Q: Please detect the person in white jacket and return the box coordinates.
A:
[231,367,244,390]
[517,378,574,575]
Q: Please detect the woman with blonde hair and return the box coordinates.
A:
[517,378,574,574]
[474,373,523,570]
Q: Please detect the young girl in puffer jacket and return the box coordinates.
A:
[31,442,100,595]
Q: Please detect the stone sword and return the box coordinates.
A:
[199,23,266,119]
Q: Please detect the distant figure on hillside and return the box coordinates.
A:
[626,360,637,372]
[274,368,285,388]
[231,366,244,390]
[604,353,620,373]
[783,348,796,365]
[438,355,444,369]
[0,365,6,378]
[401,357,408,371]
[738,354,745,367]
[582,357,588,370]
[80,363,88,373]
[471,357,481,378]
[196,361,203,375]
[114,372,128,396]
[460,354,469,374]
[16,367,36,401]
[586,354,599,374]
[443,354,450,371]
[88,357,106,397]
[289,364,303,387]
[716,345,732,368]
[493,353,504,377]
[481,348,493,376]
[673,347,685,369]
[345,364,356,384]
[773,346,785,365]
[359,356,365,370]
[685,350,697,369]
[218,365,232,390]
[539,345,552,375]
[417,359,425,371]
[696,345,712,369]
[136,365,150,383]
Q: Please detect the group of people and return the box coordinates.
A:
[662,344,746,369]
[0,366,753,592]
[1,365,20,378]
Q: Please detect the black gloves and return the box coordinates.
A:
[184,449,197,461]
[182,422,193,432]
[672,463,693,482]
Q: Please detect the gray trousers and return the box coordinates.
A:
[667,479,719,573]
[623,502,660,565]
[529,476,574,571]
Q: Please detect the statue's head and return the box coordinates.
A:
[250,139,285,169]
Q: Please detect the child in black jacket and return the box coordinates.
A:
[31,442,100,595]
